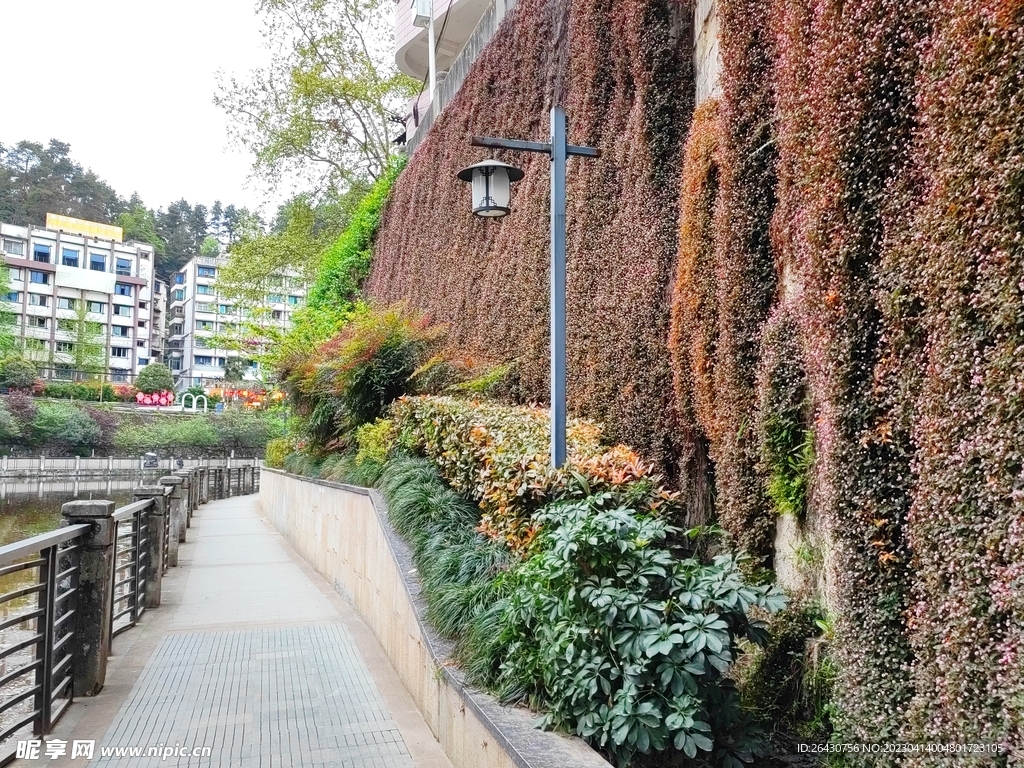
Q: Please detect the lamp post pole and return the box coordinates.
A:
[469,106,599,469]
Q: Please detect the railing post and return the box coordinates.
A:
[159,476,184,566]
[191,468,200,510]
[199,467,208,504]
[132,486,168,607]
[32,542,58,733]
[60,500,116,697]
[174,471,193,529]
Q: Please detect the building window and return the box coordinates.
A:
[272,310,283,320]
[217,304,232,314]
[112,325,131,337]
[110,370,129,382]
[170,359,182,371]
[2,239,24,256]
[194,355,213,366]
[114,283,133,297]
[197,266,216,278]
[29,271,50,285]
[28,294,48,307]
[267,294,282,303]
[57,319,74,332]
[57,297,76,310]
[28,317,46,328]
[139,301,148,310]
[288,295,300,305]
[54,365,73,380]
[33,245,51,263]
[138,358,149,366]
[174,274,184,284]
[136,340,146,347]
[138,320,147,329]
[87,301,106,313]
[61,248,80,267]
[110,347,129,358]
[25,338,45,350]
[197,284,213,295]
[90,254,106,272]
[8,268,22,282]
[194,337,208,348]
[173,289,185,301]
[115,257,132,276]
[112,304,131,316]
[56,341,74,353]
[170,324,183,336]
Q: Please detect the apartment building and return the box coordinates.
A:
[0,215,161,381]
[165,254,306,390]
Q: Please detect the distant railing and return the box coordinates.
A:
[0,456,262,478]
[0,464,260,763]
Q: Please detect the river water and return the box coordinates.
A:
[0,474,166,546]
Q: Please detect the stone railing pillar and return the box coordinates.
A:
[159,476,184,566]
[173,470,193,531]
[131,485,170,607]
[198,467,209,504]
[60,500,116,696]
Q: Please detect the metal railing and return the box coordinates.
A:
[110,501,153,638]
[0,456,262,478]
[0,464,260,763]
[0,525,89,743]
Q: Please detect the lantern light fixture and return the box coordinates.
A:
[456,160,525,218]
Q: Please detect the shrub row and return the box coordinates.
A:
[375,452,785,768]
[0,394,283,456]
[389,395,682,553]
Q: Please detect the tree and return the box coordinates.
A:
[215,0,418,194]
[0,357,37,389]
[0,140,125,226]
[136,363,175,394]
[55,299,106,379]
[119,195,165,251]
[223,356,252,383]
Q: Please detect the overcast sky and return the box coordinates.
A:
[0,0,276,215]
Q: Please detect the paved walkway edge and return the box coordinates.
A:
[258,469,610,768]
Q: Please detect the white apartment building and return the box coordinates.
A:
[0,215,161,382]
[165,254,306,390]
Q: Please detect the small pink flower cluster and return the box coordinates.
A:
[136,389,175,407]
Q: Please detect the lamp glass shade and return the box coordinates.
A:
[458,160,524,218]
[472,166,510,216]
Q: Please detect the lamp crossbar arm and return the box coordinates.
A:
[470,135,600,158]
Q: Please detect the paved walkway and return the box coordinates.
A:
[43,496,452,768]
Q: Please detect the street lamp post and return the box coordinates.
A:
[457,105,600,469]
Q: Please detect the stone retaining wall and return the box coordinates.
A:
[258,468,609,768]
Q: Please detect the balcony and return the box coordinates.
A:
[395,0,492,80]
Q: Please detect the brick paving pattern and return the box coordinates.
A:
[82,496,418,768]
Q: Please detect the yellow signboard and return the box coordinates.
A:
[45,214,123,243]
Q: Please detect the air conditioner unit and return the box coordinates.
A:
[411,0,431,28]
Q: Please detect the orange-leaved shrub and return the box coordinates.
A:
[389,395,681,553]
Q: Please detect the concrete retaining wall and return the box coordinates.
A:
[258,468,608,768]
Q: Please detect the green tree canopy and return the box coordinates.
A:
[215,0,417,194]
[0,140,124,226]
[136,363,175,393]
